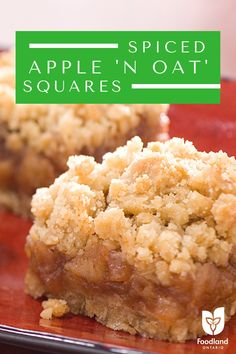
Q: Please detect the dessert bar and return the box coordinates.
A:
[0,51,169,215]
[25,137,236,342]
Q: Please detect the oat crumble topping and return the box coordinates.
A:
[30,136,236,281]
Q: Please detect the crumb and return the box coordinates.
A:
[40,299,69,320]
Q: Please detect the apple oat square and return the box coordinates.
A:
[25,137,236,342]
[0,51,169,215]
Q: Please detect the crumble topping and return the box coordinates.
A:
[29,137,236,286]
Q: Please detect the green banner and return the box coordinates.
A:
[16,31,220,104]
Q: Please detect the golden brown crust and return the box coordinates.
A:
[25,137,236,342]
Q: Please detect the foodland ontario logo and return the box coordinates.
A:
[202,307,225,335]
[197,307,229,350]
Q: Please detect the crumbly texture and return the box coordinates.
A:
[25,137,236,342]
[40,299,69,320]
[0,51,169,216]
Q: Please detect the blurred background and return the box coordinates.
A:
[0,0,236,79]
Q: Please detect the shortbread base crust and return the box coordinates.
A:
[63,295,235,342]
